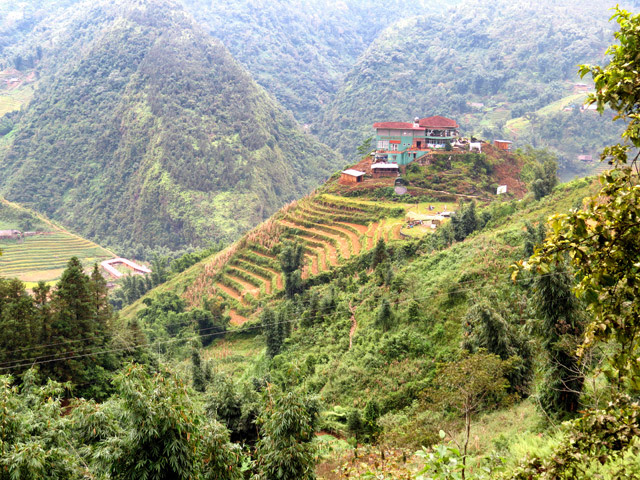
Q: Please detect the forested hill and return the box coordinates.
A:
[182,0,460,125]
[0,0,338,252]
[318,0,623,165]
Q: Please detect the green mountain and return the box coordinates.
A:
[0,0,338,252]
[182,0,461,125]
[317,0,624,168]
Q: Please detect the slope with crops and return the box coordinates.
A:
[0,196,114,283]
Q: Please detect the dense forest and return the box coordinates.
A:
[0,0,338,252]
[181,0,459,125]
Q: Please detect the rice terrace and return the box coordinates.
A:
[0,197,114,285]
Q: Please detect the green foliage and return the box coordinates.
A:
[279,242,305,299]
[532,266,585,417]
[462,301,533,397]
[509,396,640,479]
[522,6,640,389]
[0,0,338,251]
[0,257,121,398]
[375,298,394,332]
[252,387,319,480]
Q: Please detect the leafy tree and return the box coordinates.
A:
[97,364,241,480]
[362,400,381,444]
[427,352,509,480]
[530,157,558,200]
[356,136,373,157]
[252,387,319,480]
[522,6,640,389]
[462,300,533,396]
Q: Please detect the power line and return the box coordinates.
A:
[0,269,564,371]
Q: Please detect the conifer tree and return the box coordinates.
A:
[192,348,206,393]
[533,267,585,417]
[375,298,393,332]
[371,238,388,269]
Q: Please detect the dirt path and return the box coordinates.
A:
[215,282,245,304]
[280,220,350,260]
[340,222,369,235]
[226,273,261,298]
[232,265,272,294]
[328,223,361,255]
[348,303,357,350]
[228,309,248,326]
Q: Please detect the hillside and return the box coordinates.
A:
[0,196,114,284]
[317,0,624,166]
[182,0,460,125]
[118,147,600,474]
[0,0,338,253]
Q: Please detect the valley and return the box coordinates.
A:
[0,1,638,479]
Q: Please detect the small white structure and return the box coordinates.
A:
[469,142,482,153]
[101,258,152,279]
[496,185,508,195]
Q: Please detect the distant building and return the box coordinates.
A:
[371,162,399,178]
[0,230,20,239]
[578,155,593,162]
[339,169,365,185]
[494,139,513,151]
[373,115,459,165]
[574,83,590,93]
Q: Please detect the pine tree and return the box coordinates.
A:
[262,308,282,358]
[371,238,388,269]
[375,298,393,332]
[192,348,206,393]
[533,266,585,417]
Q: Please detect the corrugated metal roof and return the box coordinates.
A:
[373,122,424,130]
[342,169,366,177]
[371,163,399,169]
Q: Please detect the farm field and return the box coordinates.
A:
[169,193,441,326]
[0,232,115,283]
[0,196,116,283]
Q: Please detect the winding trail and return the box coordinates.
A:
[348,302,357,350]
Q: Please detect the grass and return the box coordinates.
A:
[506,93,588,134]
[0,85,34,117]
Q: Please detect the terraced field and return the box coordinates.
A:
[182,194,409,325]
[0,232,114,283]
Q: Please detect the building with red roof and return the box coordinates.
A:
[373,115,459,165]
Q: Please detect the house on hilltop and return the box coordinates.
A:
[373,115,459,165]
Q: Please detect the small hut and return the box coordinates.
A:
[494,140,513,151]
[371,162,399,178]
[339,169,366,185]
